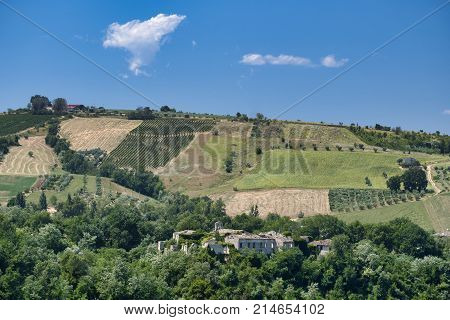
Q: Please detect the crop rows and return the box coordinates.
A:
[433,165,450,192]
[329,188,425,212]
[0,114,54,136]
[104,118,215,170]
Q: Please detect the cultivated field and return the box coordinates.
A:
[60,117,142,153]
[212,188,330,218]
[0,136,58,175]
[105,118,215,170]
[0,175,37,203]
[0,114,54,136]
[234,150,445,190]
[334,193,450,233]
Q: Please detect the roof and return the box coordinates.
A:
[309,239,332,247]
[225,232,274,241]
[259,231,293,243]
[173,230,196,237]
[217,228,243,236]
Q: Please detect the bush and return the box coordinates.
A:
[256,147,263,155]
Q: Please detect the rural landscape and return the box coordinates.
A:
[0,0,449,307]
[0,96,449,300]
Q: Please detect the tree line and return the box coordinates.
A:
[0,192,448,300]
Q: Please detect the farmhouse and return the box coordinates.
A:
[224,232,277,254]
[259,231,295,250]
[400,157,420,168]
[309,239,332,256]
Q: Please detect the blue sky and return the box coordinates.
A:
[0,0,449,133]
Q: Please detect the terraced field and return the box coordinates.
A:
[60,117,142,153]
[0,136,58,175]
[105,118,215,170]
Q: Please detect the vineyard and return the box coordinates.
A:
[0,114,55,136]
[329,188,426,212]
[432,164,450,192]
[104,118,215,170]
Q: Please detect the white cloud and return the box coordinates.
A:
[321,54,349,68]
[240,53,312,66]
[443,109,450,115]
[103,13,186,75]
[192,40,197,47]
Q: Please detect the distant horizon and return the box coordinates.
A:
[2,102,448,135]
[1,0,448,134]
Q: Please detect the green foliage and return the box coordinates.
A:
[39,192,47,210]
[0,114,54,136]
[387,175,402,191]
[349,124,450,154]
[29,95,51,114]
[0,196,448,300]
[402,167,428,192]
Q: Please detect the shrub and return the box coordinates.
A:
[256,147,263,155]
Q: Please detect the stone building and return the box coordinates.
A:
[259,231,294,250]
[309,239,332,256]
[224,232,277,255]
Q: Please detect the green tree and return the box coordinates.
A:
[402,167,427,191]
[15,192,26,208]
[39,192,47,210]
[386,175,402,191]
[52,98,67,113]
[29,95,51,114]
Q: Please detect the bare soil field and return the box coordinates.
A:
[211,188,331,218]
[0,136,58,175]
[60,117,142,153]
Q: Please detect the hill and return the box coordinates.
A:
[0,114,54,136]
[0,136,58,175]
[59,117,142,153]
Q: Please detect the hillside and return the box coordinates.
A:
[0,114,54,136]
[0,136,58,175]
[0,114,448,233]
[59,117,142,153]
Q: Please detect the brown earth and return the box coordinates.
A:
[60,117,142,153]
[0,136,58,175]
[211,188,331,218]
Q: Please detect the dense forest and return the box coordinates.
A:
[0,192,448,300]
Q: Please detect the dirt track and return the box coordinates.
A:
[426,165,441,194]
[211,188,331,218]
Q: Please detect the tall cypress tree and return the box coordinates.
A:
[15,192,26,208]
[39,191,47,210]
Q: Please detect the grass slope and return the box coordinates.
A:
[235,150,443,190]
[334,194,450,232]
[0,175,37,203]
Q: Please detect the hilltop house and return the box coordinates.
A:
[400,157,420,168]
